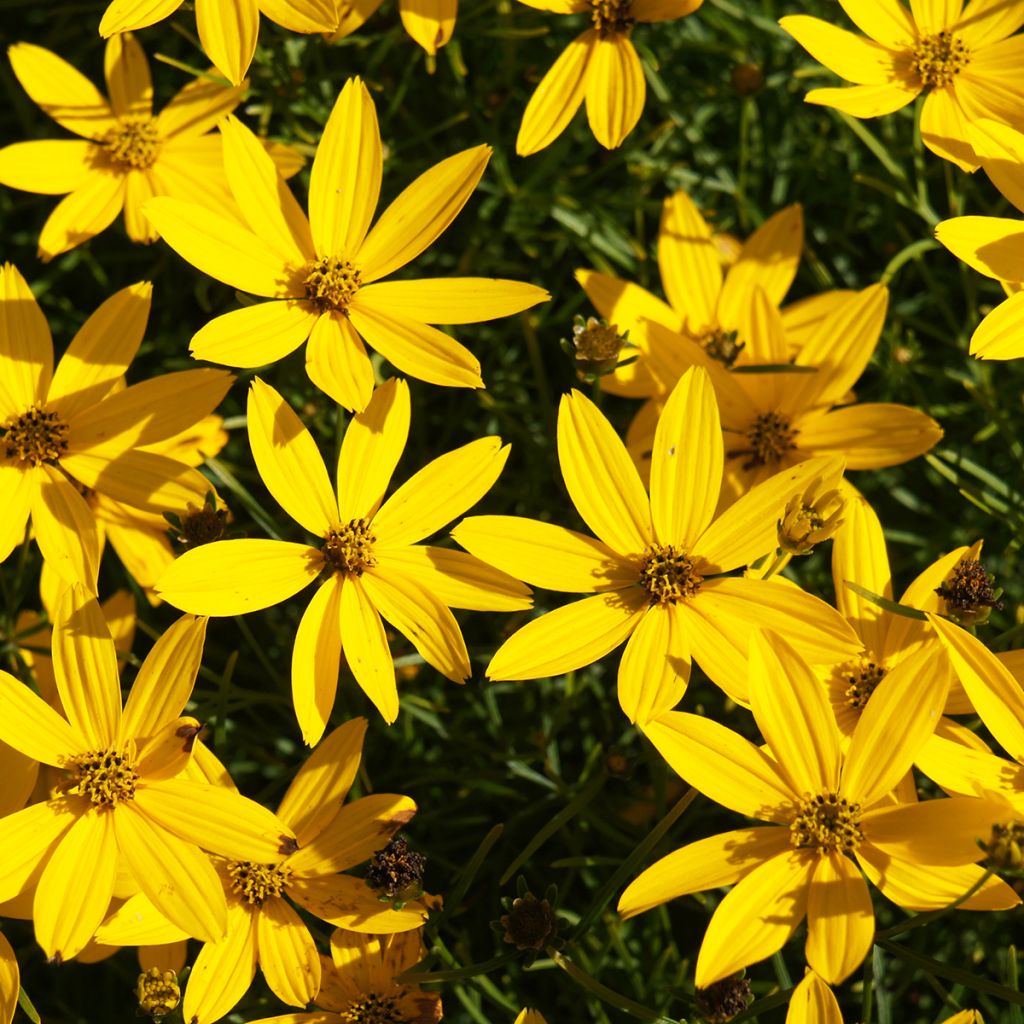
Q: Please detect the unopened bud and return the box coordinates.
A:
[562,315,631,378]
[983,820,1024,872]
[136,967,180,1019]
[778,479,845,556]
[500,891,559,951]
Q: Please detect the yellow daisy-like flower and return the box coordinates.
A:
[248,927,442,1024]
[454,366,860,725]
[0,35,253,261]
[329,0,457,56]
[636,284,943,505]
[779,0,1024,171]
[156,377,531,741]
[0,266,231,589]
[786,972,841,1024]
[99,0,338,86]
[145,78,549,413]
[618,630,1018,988]
[0,584,296,961]
[97,719,428,1023]
[515,0,702,155]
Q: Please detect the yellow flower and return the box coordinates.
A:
[145,78,549,412]
[636,284,943,505]
[618,630,1018,987]
[780,0,1024,170]
[786,972,841,1024]
[329,0,457,55]
[156,377,530,741]
[0,266,231,589]
[0,584,296,961]
[97,719,427,1023]
[0,35,257,260]
[515,0,702,155]
[247,927,441,1024]
[453,366,860,725]
[99,0,338,86]
[0,933,16,1024]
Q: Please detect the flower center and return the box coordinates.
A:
[790,792,863,854]
[695,326,744,368]
[911,31,970,88]
[227,861,292,906]
[64,748,139,806]
[835,658,886,711]
[638,545,703,605]
[338,994,404,1024]
[101,118,161,169]
[304,256,362,313]
[174,500,229,549]
[322,518,377,576]
[590,0,634,35]
[2,404,69,467]
[727,412,798,470]
[935,556,1002,625]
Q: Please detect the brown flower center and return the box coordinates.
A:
[2,404,69,467]
[911,31,970,88]
[338,994,405,1024]
[727,412,798,470]
[638,545,703,604]
[101,118,161,169]
[366,835,426,903]
[838,658,887,711]
[227,861,292,906]
[64,748,139,806]
[304,256,362,312]
[590,0,634,35]
[790,792,863,854]
[322,518,377,576]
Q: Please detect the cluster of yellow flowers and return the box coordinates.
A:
[2,0,1024,1022]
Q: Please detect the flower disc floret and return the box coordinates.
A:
[304,256,363,313]
[101,117,161,169]
[729,412,798,469]
[64,748,139,806]
[322,518,377,575]
[790,792,864,854]
[836,658,887,711]
[590,0,634,35]
[638,545,703,605]
[695,326,744,368]
[911,31,970,88]
[2,404,69,466]
[227,861,292,906]
[338,994,404,1024]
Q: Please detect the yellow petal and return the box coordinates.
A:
[643,711,795,820]
[37,170,126,261]
[373,436,508,547]
[797,403,943,469]
[32,465,101,589]
[156,73,246,139]
[156,539,319,615]
[805,853,874,985]
[584,33,644,149]
[191,299,317,369]
[557,389,653,556]
[347,301,483,390]
[357,277,548,324]
[618,826,791,918]
[276,717,367,843]
[451,515,634,592]
[183,902,259,1024]
[0,463,36,563]
[219,115,313,264]
[48,280,152,422]
[137,777,295,861]
[259,0,338,30]
[337,377,409,521]
[247,377,337,535]
[0,669,81,765]
[804,82,920,117]
[309,77,381,258]
[957,0,1024,46]
[617,602,689,725]
[749,630,842,795]
[786,971,843,1024]
[0,263,52,409]
[113,802,227,942]
[195,0,259,85]
[910,0,962,36]
[100,0,183,34]
[516,31,593,156]
[0,140,93,195]
[842,645,948,806]
[95,892,190,947]
[104,32,152,119]
[291,576,345,747]
[969,117,1024,213]
[779,15,901,84]
[935,214,1024,281]
[487,589,647,680]
[969,290,1024,360]
[920,86,978,171]
[356,145,490,282]
[257,896,320,1006]
[374,544,532,611]
[305,310,376,412]
[695,849,813,987]
[340,575,399,723]
[143,196,295,297]
[0,798,80,903]
[34,809,117,960]
[836,0,915,48]
[630,0,700,19]
[0,933,18,1024]
[288,873,428,932]
[8,43,116,138]
[649,366,722,549]
[362,569,471,683]
[400,0,456,53]
[657,190,720,332]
